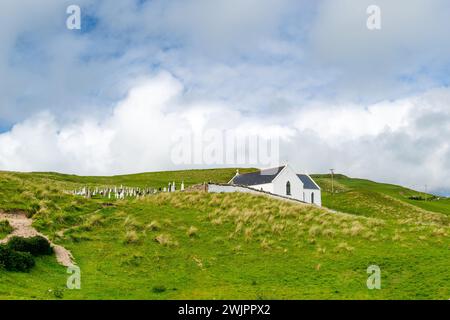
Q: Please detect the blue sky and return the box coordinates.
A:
[1,0,450,194]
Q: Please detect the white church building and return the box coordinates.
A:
[229,164,322,206]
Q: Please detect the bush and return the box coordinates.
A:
[0,245,35,272]
[0,220,13,235]
[7,236,53,256]
[51,288,65,299]
[152,285,167,293]
[408,196,425,201]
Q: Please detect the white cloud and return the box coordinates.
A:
[0,72,184,174]
[0,72,294,175]
[295,100,412,141]
[308,0,450,100]
[288,87,450,193]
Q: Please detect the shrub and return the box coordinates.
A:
[52,288,65,299]
[152,285,167,293]
[408,196,425,201]
[7,236,53,256]
[0,220,13,236]
[0,245,35,272]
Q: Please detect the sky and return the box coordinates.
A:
[0,0,450,195]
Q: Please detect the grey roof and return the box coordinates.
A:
[231,166,320,190]
[231,166,285,186]
[297,174,320,190]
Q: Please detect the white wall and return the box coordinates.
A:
[207,184,306,205]
[272,165,304,202]
[250,183,274,194]
[303,189,322,206]
[208,183,322,207]
[207,184,261,195]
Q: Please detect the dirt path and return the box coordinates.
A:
[0,212,75,267]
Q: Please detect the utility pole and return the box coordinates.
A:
[330,169,335,195]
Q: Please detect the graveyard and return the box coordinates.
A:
[0,168,449,299]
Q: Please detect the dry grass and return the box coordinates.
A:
[124,230,140,244]
[432,227,447,237]
[260,238,272,250]
[309,225,322,237]
[335,242,354,253]
[322,228,336,238]
[211,217,223,225]
[187,226,199,238]
[154,233,178,247]
[316,246,327,254]
[244,227,253,241]
[191,256,203,269]
[139,191,389,250]
[86,214,104,227]
[271,223,285,235]
[392,233,403,241]
[349,221,365,236]
[124,216,143,230]
[146,220,161,231]
[362,231,376,240]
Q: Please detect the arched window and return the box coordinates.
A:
[286,181,291,195]
[311,192,315,204]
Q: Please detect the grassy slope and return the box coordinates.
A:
[0,169,448,300]
[25,168,257,188]
[312,174,450,219]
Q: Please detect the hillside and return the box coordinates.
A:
[0,169,448,299]
[312,174,450,218]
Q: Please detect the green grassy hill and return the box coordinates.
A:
[0,169,448,299]
[313,174,450,218]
